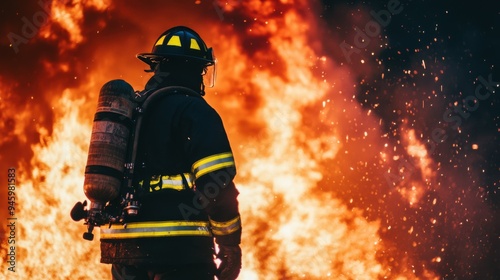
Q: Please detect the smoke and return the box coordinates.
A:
[317,1,500,278]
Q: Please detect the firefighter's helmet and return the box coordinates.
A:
[137,26,215,69]
[137,26,216,88]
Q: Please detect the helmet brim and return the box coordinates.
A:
[136,52,215,66]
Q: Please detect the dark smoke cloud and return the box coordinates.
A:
[319,0,500,278]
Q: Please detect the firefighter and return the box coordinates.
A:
[99,26,242,280]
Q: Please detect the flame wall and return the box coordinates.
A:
[0,0,498,279]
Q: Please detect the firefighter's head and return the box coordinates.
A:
[137,26,216,94]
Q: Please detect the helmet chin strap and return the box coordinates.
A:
[200,82,206,96]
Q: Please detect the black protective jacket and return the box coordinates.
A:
[100,75,241,265]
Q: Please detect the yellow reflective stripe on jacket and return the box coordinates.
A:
[100,221,212,239]
[192,152,235,179]
[209,215,241,236]
[139,173,195,192]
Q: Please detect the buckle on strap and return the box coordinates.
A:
[139,173,195,192]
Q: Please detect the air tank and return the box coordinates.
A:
[83,79,136,208]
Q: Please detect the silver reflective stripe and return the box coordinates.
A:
[100,221,212,239]
[210,215,241,236]
[139,173,195,192]
[192,152,235,179]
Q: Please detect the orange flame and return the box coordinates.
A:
[395,126,436,206]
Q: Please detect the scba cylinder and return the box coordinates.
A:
[83,79,136,206]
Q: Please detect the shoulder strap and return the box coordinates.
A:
[136,86,201,110]
[123,86,201,192]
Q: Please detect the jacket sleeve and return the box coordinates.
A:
[179,98,242,246]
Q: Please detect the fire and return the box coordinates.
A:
[1,0,497,279]
[39,0,110,47]
[395,127,436,206]
[7,91,108,279]
[230,5,388,278]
